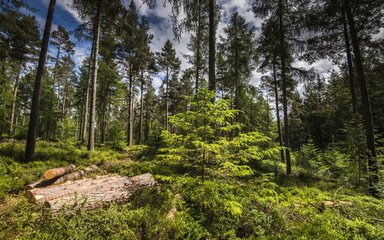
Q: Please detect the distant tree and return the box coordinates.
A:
[157,40,180,131]
[71,0,122,150]
[218,12,255,125]
[50,25,75,115]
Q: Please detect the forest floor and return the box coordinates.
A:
[0,140,383,239]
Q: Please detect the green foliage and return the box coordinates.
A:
[106,121,126,150]
[159,88,280,178]
[0,140,383,239]
[296,140,352,181]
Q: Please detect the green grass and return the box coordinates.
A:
[0,140,383,239]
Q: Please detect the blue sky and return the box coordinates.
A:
[22,0,271,89]
[22,0,370,90]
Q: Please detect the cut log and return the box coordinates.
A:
[25,178,59,190]
[84,164,99,173]
[27,173,156,211]
[43,164,76,180]
[53,171,84,185]
[26,171,84,190]
[322,200,353,207]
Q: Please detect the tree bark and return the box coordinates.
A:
[195,0,202,94]
[273,60,285,163]
[165,66,169,131]
[278,0,291,175]
[25,0,56,162]
[9,68,21,136]
[80,47,93,144]
[88,0,102,151]
[127,65,134,146]
[138,70,144,144]
[342,9,357,114]
[208,0,216,95]
[344,0,378,197]
[27,173,156,211]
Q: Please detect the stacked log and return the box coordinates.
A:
[43,164,76,179]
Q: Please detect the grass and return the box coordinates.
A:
[0,140,383,239]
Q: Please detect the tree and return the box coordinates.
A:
[115,0,139,146]
[344,0,380,197]
[50,25,75,116]
[218,12,255,125]
[0,11,40,135]
[155,0,218,96]
[136,16,155,144]
[253,0,300,175]
[25,0,56,162]
[157,40,180,131]
[71,0,121,150]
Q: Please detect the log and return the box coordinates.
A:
[25,178,59,190]
[84,164,99,173]
[27,173,156,211]
[25,171,85,190]
[43,164,76,180]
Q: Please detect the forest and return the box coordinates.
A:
[0,0,384,239]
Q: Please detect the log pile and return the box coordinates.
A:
[25,164,156,211]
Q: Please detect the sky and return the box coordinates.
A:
[23,0,382,91]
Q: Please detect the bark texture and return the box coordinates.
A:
[26,173,156,211]
[25,0,56,162]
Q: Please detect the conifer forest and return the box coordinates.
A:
[1,0,384,239]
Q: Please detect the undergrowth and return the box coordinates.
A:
[0,140,383,239]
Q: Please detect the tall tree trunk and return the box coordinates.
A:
[208,0,216,95]
[127,65,134,146]
[81,47,93,144]
[88,0,102,151]
[278,0,291,175]
[138,70,144,144]
[25,0,56,162]
[342,9,357,114]
[9,69,21,136]
[273,60,285,163]
[195,0,202,94]
[344,0,378,197]
[165,66,169,131]
[53,45,61,105]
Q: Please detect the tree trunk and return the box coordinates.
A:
[80,47,93,144]
[342,9,357,114]
[25,0,56,162]
[195,0,202,94]
[88,0,102,151]
[138,70,144,144]
[9,69,21,136]
[165,66,169,131]
[273,60,285,163]
[278,0,291,175]
[208,0,216,95]
[127,65,134,146]
[344,0,378,197]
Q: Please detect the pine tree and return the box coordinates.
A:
[157,40,180,131]
[0,11,40,136]
[218,12,255,125]
[71,0,122,150]
[25,0,56,162]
